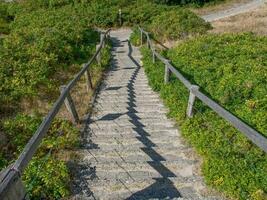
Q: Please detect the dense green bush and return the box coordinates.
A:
[168,33,267,136]
[0,5,99,111]
[148,9,211,40]
[129,9,211,44]
[139,33,267,200]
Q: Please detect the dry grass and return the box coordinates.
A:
[191,0,251,15]
[210,5,267,35]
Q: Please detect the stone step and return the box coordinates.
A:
[72,177,203,200]
[81,146,190,158]
[94,101,164,106]
[88,121,174,129]
[85,130,179,139]
[95,95,161,101]
[78,161,196,181]
[86,126,177,135]
[91,112,169,120]
[83,127,180,139]
[89,117,172,124]
[92,107,168,114]
[85,135,180,146]
[81,150,194,164]
[95,99,162,104]
[96,93,160,98]
[98,91,156,96]
[83,140,184,151]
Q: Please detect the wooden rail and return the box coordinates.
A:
[138,27,267,153]
[0,29,111,200]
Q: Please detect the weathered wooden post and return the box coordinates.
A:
[0,167,29,200]
[96,44,101,65]
[164,62,171,84]
[101,33,105,48]
[85,67,93,91]
[186,85,199,118]
[60,86,79,123]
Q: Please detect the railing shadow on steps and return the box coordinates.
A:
[138,26,267,154]
[74,37,184,199]
[0,29,111,200]
[126,41,182,199]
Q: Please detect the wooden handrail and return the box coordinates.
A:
[0,29,111,198]
[138,26,267,154]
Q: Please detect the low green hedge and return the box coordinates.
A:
[139,33,267,200]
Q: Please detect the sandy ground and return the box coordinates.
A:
[201,0,266,21]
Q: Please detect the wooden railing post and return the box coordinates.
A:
[101,33,105,48]
[85,67,93,91]
[96,44,101,65]
[186,85,199,118]
[0,168,29,200]
[60,86,79,123]
[164,62,171,84]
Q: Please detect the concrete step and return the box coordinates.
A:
[85,130,179,139]
[86,126,178,135]
[88,121,174,129]
[81,146,190,158]
[92,107,168,114]
[85,135,180,146]
[83,140,185,151]
[82,151,195,166]
[91,112,169,120]
[94,102,165,107]
[95,99,162,105]
[72,177,203,200]
[88,131,180,139]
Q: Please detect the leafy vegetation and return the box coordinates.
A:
[139,33,267,200]
[129,8,211,44]
[148,9,211,40]
[0,1,111,199]
[2,114,79,199]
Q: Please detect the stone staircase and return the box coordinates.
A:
[71,29,225,200]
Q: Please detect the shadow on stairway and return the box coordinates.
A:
[72,36,182,199]
[125,41,181,199]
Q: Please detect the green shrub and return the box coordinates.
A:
[130,27,142,46]
[0,5,99,110]
[140,33,267,199]
[148,9,211,40]
[1,114,79,199]
[168,33,267,136]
